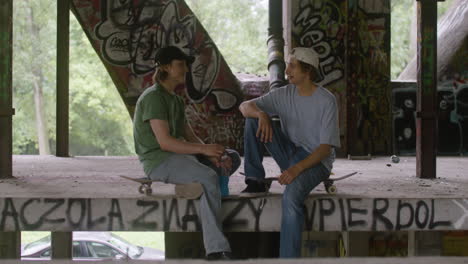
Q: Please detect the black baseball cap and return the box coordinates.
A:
[154,46,195,66]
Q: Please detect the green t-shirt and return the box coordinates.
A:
[133,84,186,175]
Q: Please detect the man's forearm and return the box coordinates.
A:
[239,100,265,118]
[293,145,331,174]
[161,136,203,155]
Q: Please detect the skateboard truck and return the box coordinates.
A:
[120,176,203,199]
[138,182,153,195]
[323,172,358,194]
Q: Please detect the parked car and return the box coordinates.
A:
[21,232,164,261]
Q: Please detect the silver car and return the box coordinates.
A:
[21,232,164,261]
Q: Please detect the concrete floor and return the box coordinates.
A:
[1,155,467,199]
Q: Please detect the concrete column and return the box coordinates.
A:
[415,0,441,179]
[51,232,72,259]
[164,232,279,259]
[408,231,442,256]
[302,231,340,257]
[0,232,20,259]
[341,231,370,257]
[56,0,70,157]
[0,0,14,179]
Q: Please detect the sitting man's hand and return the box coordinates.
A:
[203,144,225,159]
[208,154,232,171]
[256,112,273,143]
[278,165,301,185]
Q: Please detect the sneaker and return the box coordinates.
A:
[206,251,232,260]
[240,180,270,197]
[174,183,203,199]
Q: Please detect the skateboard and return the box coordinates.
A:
[259,172,358,194]
[322,172,358,194]
[120,176,204,199]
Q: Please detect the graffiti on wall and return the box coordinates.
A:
[71,0,243,148]
[393,77,468,155]
[292,0,346,88]
[346,0,391,155]
[1,197,467,232]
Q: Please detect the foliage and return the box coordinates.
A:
[185,0,269,75]
[391,0,455,79]
[12,1,133,155]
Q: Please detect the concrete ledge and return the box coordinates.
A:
[1,156,467,232]
[2,257,468,264]
[1,196,467,232]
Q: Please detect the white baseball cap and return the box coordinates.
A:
[290,47,319,69]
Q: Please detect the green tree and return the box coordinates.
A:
[185,0,269,75]
[12,0,133,156]
[391,0,455,80]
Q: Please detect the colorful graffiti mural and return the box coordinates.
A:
[292,0,346,88]
[71,0,244,149]
[346,0,391,155]
[291,0,391,155]
[393,77,468,155]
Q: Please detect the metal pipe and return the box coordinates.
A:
[267,0,286,90]
[0,0,14,179]
[56,0,70,157]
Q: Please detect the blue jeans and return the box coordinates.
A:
[148,149,240,255]
[243,118,330,258]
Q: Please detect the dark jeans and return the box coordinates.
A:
[243,118,330,258]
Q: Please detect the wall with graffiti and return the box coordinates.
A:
[393,79,468,155]
[70,0,245,150]
[346,0,392,155]
[394,35,467,156]
[290,0,392,155]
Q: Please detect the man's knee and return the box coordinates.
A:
[282,187,306,211]
[245,118,259,131]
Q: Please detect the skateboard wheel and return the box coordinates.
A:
[138,185,145,194]
[145,188,153,195]
[326,185,337,194]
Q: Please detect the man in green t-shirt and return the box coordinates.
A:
[133,46,239,260]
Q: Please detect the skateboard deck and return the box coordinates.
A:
[120,176,203,199]
[258,172,358,194]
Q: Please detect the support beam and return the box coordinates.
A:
[0,0,14,179]
[51,232,72,259]
[341,231,370,257]
[0,232,20,259]
[56,0,70,157]
[415,0,442,179]
[408,231,442,256]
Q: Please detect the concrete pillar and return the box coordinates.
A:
[415,0,441,179]
[0,0,14,179]
[56,0,70,157]
[302,231,340,257]
[408,231,442,256]
[51,232,72,259]
[164,232,279,259]
[0,232,20,259]
[341,231,370,257]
